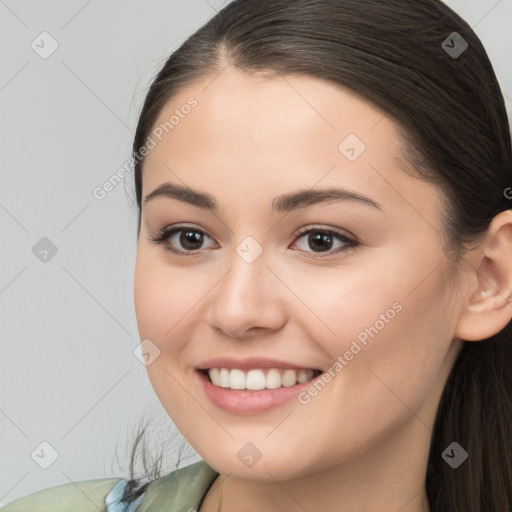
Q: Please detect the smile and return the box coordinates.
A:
[204,367,321,390]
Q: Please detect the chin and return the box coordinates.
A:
[197,443,325,482]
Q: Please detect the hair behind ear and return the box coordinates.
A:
[427,324,512,510]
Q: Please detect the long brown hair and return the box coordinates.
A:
[120,1,512,509]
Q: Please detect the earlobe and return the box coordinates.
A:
[454,210,512,342]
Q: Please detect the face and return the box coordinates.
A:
[134,67,466,481]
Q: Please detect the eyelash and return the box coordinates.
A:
[150,224,359,259]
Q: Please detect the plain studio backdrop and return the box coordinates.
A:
[0,0,511,506]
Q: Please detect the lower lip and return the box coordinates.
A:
[197,370,321,414]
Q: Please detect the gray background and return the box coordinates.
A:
[0,0,511,506]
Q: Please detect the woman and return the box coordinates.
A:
[4,0,511,510]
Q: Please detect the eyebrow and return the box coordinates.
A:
[143,182,383,212]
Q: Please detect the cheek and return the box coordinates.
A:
[276,257,407,357]
[133,250,194,418]
[283,267,454,473]
[321,264,454,422]
[133,247,211,403]
[134,246,197,341]
[292,251,455,407]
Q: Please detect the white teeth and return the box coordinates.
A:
[229,369,245,389]
[297,369,308,383]
[207,368,315,390]
[209,368,220,386]
[219,368,230,388]
[281,369,297,387]
[266,368,282,389]
[246,369,266,390]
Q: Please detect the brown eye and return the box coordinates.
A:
[291,227,359,257]
[177,229,205,251]
[149,226,216,256]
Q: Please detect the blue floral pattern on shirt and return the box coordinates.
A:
[105,479,146,512]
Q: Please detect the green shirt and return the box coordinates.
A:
[1,460,219,511]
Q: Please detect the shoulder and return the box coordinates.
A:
[1,460,219,512]
[1,477,123,512]
[137,459,219,512]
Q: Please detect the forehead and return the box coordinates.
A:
[141,67,443,217]
[148,67,394,157]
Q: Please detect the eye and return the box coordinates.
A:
[290,226,359,257]
[149,225,216,256]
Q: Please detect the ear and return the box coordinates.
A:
[455,209,512,342]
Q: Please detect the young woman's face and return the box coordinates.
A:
[134,67,467,481]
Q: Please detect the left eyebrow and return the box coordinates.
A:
[272,187,383,212]
[143,182,383,212]
[144,182,218,211]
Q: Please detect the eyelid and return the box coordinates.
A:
[294,223,356,240]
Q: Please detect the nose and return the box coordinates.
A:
[205,245,287,339]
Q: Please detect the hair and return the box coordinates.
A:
[117,0,512,509]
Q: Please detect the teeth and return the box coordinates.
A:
[246,369,266,390]
[297,370,309,383]
[207,368,315,390]
[229,369,245,390]
[266,368,281,389]
[281,369,297,387]
[219,368,230,388]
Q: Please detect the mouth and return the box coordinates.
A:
[195,357,326,413]
[199,367,323,391]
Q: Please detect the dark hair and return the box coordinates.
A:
[119,0,512,509]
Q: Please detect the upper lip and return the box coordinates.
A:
[196,357,321,371]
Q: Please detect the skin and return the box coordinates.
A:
[133,65,512,512]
